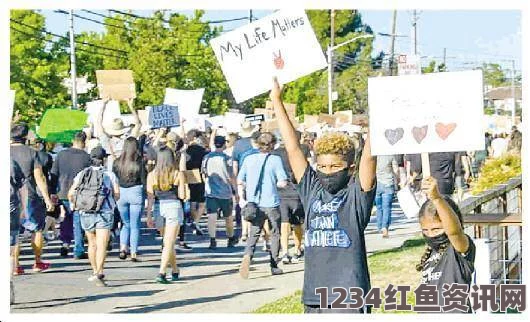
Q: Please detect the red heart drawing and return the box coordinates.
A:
[412,125,428,144]
[273,50,284,70]
[435,122,457,140]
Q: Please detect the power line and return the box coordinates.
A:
[55,10,130,31]
[10,25,127,60]
[109,9,249,25]
[11,18,129,54]
[82,9,130,23]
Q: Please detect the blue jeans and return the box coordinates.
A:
[62,201,85,256]
[118,185,144,254]
[375,183,394,231]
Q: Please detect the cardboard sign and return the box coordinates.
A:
[266,100,296,120]
[184,169,202,184]
[318,114,337,126]
[368,70,484,155]
[245,114,265,126]
[85,100,122,138]
[303,114,319,128]
[334,110,353,125]
[254,108,275,119]
[37,109,88,143]
[210,10,327,103]
[148,104,180,129]
[164,88,204,123]
[352,114,369,126]
[262,119,279,132]
[95,70,136,101]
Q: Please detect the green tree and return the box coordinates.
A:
[276,10,374,116]
[480,63,507,87]
[10,10,69,125]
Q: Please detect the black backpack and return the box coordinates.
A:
[72,167,108,213]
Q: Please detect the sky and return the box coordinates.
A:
[41,9,522,73]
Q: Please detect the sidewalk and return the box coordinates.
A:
[11,202,420,313]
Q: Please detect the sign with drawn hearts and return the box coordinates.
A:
[368,70,485,155]
[384,128,404,145]
[210,10,327,103]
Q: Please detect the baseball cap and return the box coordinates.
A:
[90,146,109,159]
[214,135,226,148]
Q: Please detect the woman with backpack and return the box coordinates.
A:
[145,147,188,283]
[68,146,120,287]
[113,137,146,262]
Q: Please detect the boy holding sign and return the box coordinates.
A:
[270,78,377,313]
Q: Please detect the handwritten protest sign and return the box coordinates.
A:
[334,110,353,125]
[265,100,296,120]
[368,70,484,155]
[210,10,327,103]
[245,114,265,126]
[303,115,319,128]
[163,88,204,123]
[37,109,88,143]
[148,104,180,129]
[224,112,246,133]
[318,114,337,127]
[95,70,136,101]
[85,100,121,138]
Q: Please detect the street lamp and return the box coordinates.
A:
[327,34,374,115]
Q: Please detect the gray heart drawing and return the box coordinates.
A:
[384,128,404,145]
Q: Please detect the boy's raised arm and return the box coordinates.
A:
[359,134,377,192]
[270,78,308,183]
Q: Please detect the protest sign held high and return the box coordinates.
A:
[37,108,88,143]
[95,70,136,101]
[148,104,180,129]
[164,88,204,123]
[85,100,121,138]
[368,70,485,155]
[210,9,327,103]
[245,114,265,126]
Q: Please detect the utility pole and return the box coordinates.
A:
[388,10,397,76]
[511,59,516,126]
[249,10,253,23]
[412,10,418,55]
[327,9,336,115]
[443,48,447,66]
[69,9,78,109]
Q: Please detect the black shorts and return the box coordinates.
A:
[189,183,206,203]
[206,197,233,218]
[279,198,304,225]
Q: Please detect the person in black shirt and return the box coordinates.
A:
[11,159,25,288]
[186,130,208,235]
[113,137,146,261]
[272,131,310,264]
[51,131,92,259]
[10,124,54,275]
[417,176,475,313]
[270,78,377,313]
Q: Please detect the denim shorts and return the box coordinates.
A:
[79,211,114,232]
[155,200,184,226]
[26,198,47,232]
[10,230,19,246]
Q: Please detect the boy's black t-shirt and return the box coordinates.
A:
[421,235,476,312]
[296,166,376,306]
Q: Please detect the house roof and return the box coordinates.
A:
[484,86,522,100]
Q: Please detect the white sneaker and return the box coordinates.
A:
[88,274,98,282]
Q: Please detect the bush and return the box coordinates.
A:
[470,154,521,195]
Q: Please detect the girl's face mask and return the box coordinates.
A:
[423,232,449,251]
[317,168,351,194]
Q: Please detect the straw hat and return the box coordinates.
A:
[104,118,130,137]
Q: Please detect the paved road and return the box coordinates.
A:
[11,198,420,313]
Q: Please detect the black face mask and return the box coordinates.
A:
[317,168,351,194]
[423,232,449,251]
